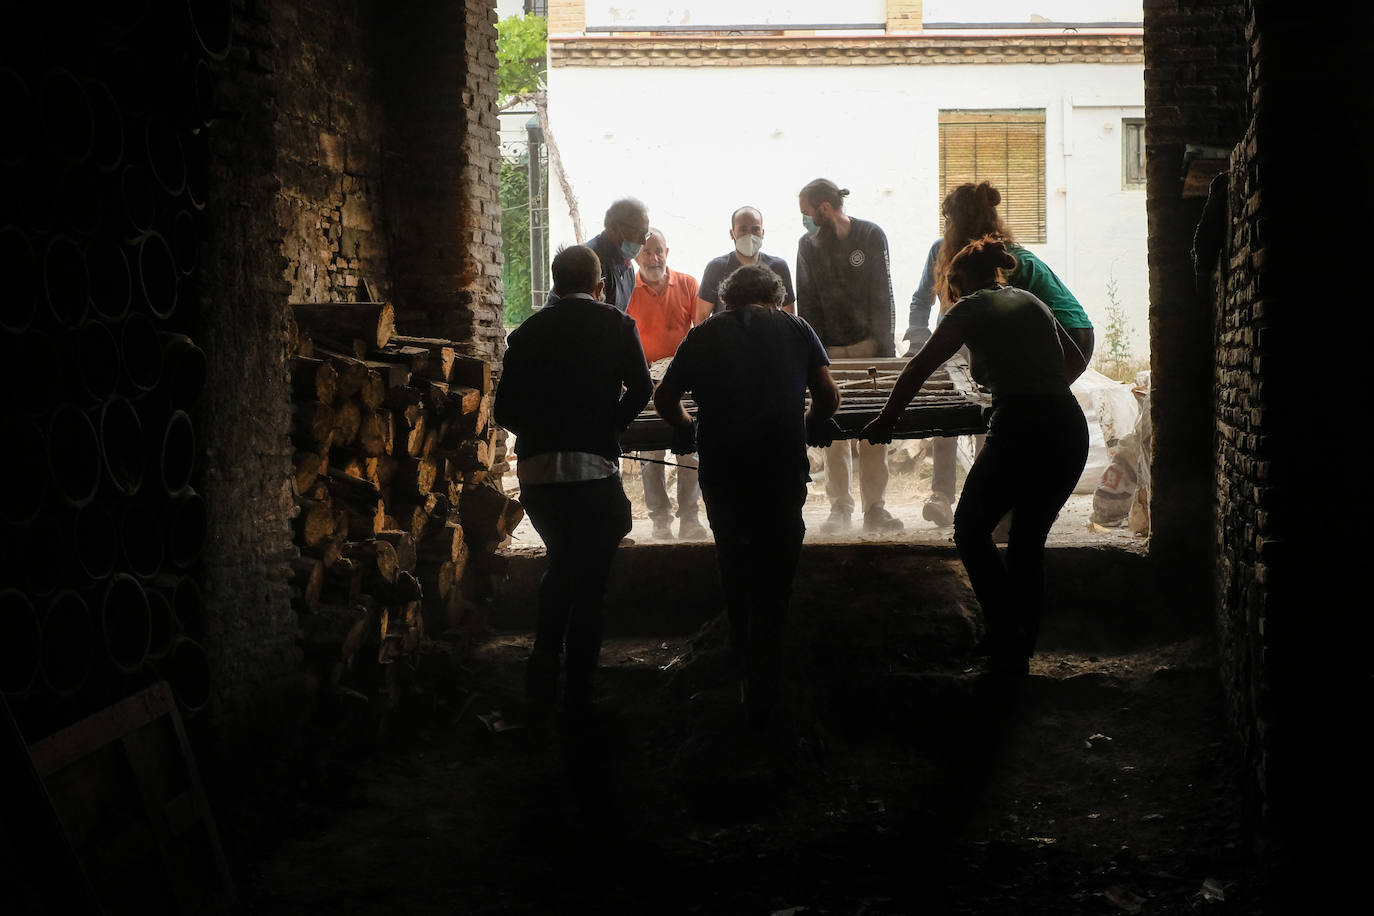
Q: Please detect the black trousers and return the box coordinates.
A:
[699,475,807,722]
[520,475,632,710]
[952,396,1088,658]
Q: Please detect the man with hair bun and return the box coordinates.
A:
[796,177,902,533]
[495,244,653,726]
[654,263,840,728]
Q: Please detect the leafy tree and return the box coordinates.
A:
[497,15,547,102]
[501,159,534,326]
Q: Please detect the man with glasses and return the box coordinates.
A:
[587,198,651,313]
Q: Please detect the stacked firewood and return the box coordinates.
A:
[285,299,522,715]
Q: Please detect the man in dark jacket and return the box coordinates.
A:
[495,245,653,722]
[796,178,902,534]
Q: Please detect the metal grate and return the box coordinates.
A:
[621,356,991,450]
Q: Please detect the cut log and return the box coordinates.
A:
[358,408,393,457]
[418,520,466,566]
[343,538,399,585]
[320,351,368,399]
[292,401,336,451]
[299,603,371,662]
[447,436,492,472]
[291,356,338,404]
[460,482,524,543]
[303,535,346,570]
[294,496,336,547]
[293,450,324,494]
[332,399,361,446]
[290,302,395,350]
[320,557,362,606]
[291,556,323,612]
[394,457,439,497]
[370,344,431,375]
[375,530,417,572]
[359,371,386,410]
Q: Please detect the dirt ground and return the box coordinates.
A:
[238,629,1263,915]
[234,443,1264,914]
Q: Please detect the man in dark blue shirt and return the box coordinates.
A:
[580,198,650,313]
[495,244,653,724]
[654,264,840,728]
[695,205,796,323]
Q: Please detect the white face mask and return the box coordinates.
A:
[734,234,764,257]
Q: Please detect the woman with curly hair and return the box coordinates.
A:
[865,236,1088,675]
[914,181,1094,527]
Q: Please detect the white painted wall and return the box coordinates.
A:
[545,60,1148,355]
[923,1,1141,24]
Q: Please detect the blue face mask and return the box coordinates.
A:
[620,240,643,260]
[802,215,820,237]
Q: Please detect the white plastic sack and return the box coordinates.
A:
[1069,368,1141,494]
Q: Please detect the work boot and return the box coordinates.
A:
[821,509,851,533]
[678,516,708,540]
[863,506,904,533]
[652,517,675,539]
[923,496,954,528]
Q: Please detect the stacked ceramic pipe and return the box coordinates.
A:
[285,308,522,719]
[1,1,231,737]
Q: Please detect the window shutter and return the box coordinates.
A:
[938,110,1047,243]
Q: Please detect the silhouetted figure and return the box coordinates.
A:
[654,264,840,726]
[865,237,1088,675]
[495,245,653,722]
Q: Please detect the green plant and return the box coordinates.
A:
[1094,270,1137,382]
[497,14,546,102]
[501,159,533,327]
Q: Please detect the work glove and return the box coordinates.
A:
[670,419,697,456]
[806,416,844,448]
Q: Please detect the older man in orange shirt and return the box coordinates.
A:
[628,228,706,539]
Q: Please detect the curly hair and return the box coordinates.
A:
[947,235,1018,300]
[719,263,787,310]
[935,182,1015,306]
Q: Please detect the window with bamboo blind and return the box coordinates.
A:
[938,109,1047,243]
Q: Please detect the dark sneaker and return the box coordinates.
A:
[821,509,852,533]
[922,497,954,528]
[863,507,904,532]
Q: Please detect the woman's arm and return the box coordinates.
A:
[861,319,966,443]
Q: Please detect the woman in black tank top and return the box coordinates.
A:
[863,237,1089,676]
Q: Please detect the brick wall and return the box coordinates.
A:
[374,0,506,364]
[886,0,923,32]
[548,0,585,36]
[273,0,394,303]
[1140,0,1248,608]
[195,0,310,786]
[1212,1,1370,901]
[195,0,507,785]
